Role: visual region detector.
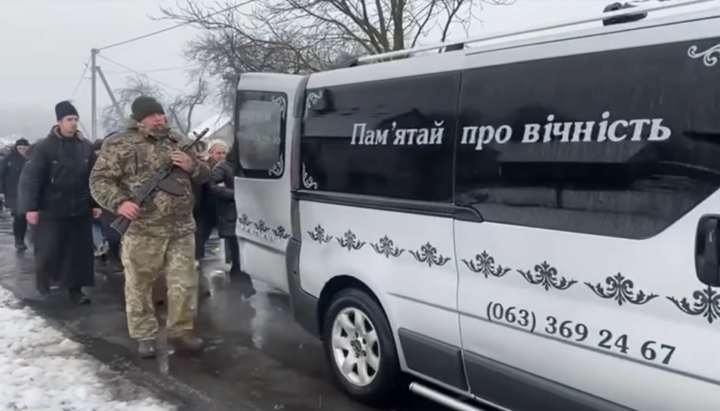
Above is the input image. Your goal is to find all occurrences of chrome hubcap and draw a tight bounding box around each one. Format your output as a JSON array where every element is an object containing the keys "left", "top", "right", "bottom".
[{"left": 330, "top": 307, "right": 380, "bottom": 386}]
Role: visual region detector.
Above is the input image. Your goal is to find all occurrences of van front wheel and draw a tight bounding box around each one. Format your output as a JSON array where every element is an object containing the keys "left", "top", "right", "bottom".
[{"left": 322, "top": 288, "right": 400, "bottom": 405}]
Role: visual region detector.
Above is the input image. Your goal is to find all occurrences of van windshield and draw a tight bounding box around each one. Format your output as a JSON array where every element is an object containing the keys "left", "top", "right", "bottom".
[{"left": 235, "top": 91, "right": 284, "bottom": 171}]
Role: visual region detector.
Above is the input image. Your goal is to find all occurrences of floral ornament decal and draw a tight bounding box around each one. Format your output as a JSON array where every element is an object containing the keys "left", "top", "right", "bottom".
[
  {"left": 337, "top": 230, "right": 366, "bottom": 251},
  {"left": 517, "top": 261, "right": 577, "bottom": 291},
  {"left": 687, "top": 43, "right": 720, "bottom": 67},
  {"left": 370, "top": 236, "right": 404, "bottom": 258},
  {"left": 237, "top": 215, "right": 290, "bottom": 242},
  {"left": 238, "top": 214, "right": 251, "bottom": 228},
  {"left": 409, "top": 242, "right": 451, "bottom": 267},
  {"left": 271, "top": 95, "right": 287, "bottom": 119},
  {"left": 302, "top": 164, "right": 318, "bottom": 190},
  {"left": 272, "top": 226, "right": 291, "bottom": 240},
  {"left": 667, "top": 286, "right": 720, "bottom": 324},
  {"left": 268, "top": 154, "right": 284, "bottom": 177},
  {"left": 585, "top": 273, "right": 658, "bottom": 306},
  {"left": 304, "top": 90, "right": 324, "bottom": 117},
  {"left": 308, "top": 225, "right": 333, "bottom": 244},
  {"left": 253, "top": 220, "right": 270, "bottom": 233},
  {"left": 461, "top": 251, "right": 511, "bottom": 278}
]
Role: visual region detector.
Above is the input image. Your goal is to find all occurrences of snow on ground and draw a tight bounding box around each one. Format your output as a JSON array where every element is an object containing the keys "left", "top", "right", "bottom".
[{"left": 0, "top": 287, "right": 174, "bottom": 411}]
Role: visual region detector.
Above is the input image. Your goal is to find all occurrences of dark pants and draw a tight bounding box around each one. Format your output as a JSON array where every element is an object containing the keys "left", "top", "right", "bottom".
[
  {"left": 100, "top": 211, "right": 122, "bottom": 262},
  {"left": 12, "top": 213, "right": 27, "bottom": 243},
  {"left": 35, "top": 214, "right": 95, "bottom": 292},
  {"left": 194, "top": 216, "right": 214, "bottom": 260},
  {"left": 108, "top": 240, "right": 121, "bottom": 261},
  {"left": 224, "top": 236, "right": 240, "bottom": 272}
]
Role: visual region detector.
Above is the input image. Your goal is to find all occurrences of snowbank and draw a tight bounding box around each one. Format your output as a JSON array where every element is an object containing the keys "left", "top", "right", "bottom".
[{"left": 0, "top": 287, "right": 175, "bottom": 411}]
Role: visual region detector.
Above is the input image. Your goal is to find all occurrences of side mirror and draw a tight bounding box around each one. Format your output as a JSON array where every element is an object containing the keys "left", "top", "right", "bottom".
[{"left": 695, "top": 215, "right": 720, "bottom": 286}]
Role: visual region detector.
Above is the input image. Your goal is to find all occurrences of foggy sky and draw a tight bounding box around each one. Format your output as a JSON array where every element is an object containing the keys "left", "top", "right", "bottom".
[
  {"left": 0, "top": 0, "right": 695, "bottom": 140},
  {"left": 0, "top": 0, "right": 199, "bottom": 139}
]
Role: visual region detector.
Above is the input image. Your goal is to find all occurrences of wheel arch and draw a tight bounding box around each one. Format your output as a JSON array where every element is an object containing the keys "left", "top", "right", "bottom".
[{"left": 317, "top": 274, "right": 390, "bottom": 339}]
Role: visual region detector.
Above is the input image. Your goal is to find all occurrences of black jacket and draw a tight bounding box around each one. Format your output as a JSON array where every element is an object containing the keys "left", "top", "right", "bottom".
[
  {"left": 193, "top": 158, "right": 217, "bottom": 228},
  {"left": 210, "top": 161, "right": 237, "bottom": 238},
  {"left": 19, "top": 127, "right": 97, "bottom": 217},
  {"left": 26, "top": 141, "right": 39, "bottom": 158},
  {"left": 0, "top": 147, "right": 28, "bottom": 213}
]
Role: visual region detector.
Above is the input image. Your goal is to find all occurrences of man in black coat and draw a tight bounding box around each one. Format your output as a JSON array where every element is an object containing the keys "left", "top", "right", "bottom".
[
  {"left": 0, "top": 138, "right": 30, "bottom": 250},
  {"left": 18, "top": 101, "right": 101, "bottom": 304}
]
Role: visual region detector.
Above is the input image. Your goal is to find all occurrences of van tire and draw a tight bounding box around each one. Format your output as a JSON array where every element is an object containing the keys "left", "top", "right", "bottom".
[{"left": 321, "top": 288, "right": 400, "bottom": 405}]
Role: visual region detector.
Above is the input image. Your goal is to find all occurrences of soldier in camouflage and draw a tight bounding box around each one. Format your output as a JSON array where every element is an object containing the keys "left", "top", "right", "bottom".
[{"left": 89, "top": 96, "right": 210, "bottom": 358}]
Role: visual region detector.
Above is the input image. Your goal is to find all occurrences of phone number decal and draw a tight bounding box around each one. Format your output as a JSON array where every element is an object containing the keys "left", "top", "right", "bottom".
[{"left": 486, "top": 301, "right": 676, "bottom": 366}]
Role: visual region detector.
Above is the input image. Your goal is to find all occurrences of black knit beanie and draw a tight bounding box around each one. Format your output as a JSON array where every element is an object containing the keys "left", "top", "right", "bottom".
[
  {"left": 131, "top": 96, "right": 165, "bottom": 121},
  {"left": 55, "top": 101, "right": 79, "bottom": 121},
  {"left": 15, "top": 138, "right": 29, "bottom": 147}
]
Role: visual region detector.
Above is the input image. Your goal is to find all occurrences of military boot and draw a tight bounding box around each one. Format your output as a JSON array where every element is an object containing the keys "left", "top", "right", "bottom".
[
  {"left": 168, "top": 332, "right": 203, "bottom": 353},
  {"left": 137, "top": 340, "right": 157, "bottom": 359},
  {"left": 14, "top": 238, "right": 27, "bottom": 252},
  {"left": 69, "top": 289, "right": 91, "bottom": 305}
]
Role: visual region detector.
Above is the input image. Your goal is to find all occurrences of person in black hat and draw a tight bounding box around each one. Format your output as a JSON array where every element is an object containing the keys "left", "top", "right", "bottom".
[
  {"left": 0, "top": 138, "right": 30, "bottom": 250},
  {"left": 18, "top": 100, "right": 101, "bottom": 304}
]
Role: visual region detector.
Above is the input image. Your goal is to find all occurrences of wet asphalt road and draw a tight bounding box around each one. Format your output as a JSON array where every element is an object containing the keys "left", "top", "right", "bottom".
[{"left": 0, "top": 215, "right": 452, "bottom": 411}]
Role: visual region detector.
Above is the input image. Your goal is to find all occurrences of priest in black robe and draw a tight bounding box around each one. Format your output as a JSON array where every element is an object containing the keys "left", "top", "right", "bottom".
[{"left": 18, "top": 101, "right": 101, "bottom": 304}]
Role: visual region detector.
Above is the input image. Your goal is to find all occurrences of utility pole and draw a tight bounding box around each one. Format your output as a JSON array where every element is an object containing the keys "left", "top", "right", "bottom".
[
  {"left": 90, "top": 48, "right": 98, "bottom": 141},
  {"left": 95, "top": 66, "right": 123, "bottom": 120}
]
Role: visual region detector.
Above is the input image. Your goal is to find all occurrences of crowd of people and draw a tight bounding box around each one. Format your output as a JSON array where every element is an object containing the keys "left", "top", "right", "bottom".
[{"left": 0, "top": 97, "right": 242, "bottom": 358}]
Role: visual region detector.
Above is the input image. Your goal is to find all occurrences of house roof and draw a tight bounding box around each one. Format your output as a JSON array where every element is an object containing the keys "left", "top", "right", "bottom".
[{"left": 189, "top": 113, "right": 232, "bottom": 139}]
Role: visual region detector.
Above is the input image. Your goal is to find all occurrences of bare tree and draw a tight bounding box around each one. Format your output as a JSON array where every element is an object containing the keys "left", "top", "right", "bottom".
[
  {"left": 156, "top": 0, "right": 513, "bottom": 110},
  {"left": 100, "top": 74, "right": 209, "bottom": 136}
]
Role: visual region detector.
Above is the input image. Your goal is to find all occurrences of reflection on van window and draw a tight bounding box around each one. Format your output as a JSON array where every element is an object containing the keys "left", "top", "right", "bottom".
[
  {"left": 236, "top": 98, "right": 283, "bottom": 171},
  {"left": 300, "top": 73, "right": 458, "bottom": 201},
  {"left": 455, "top": 38, "right": 720, "bottom": 239}
]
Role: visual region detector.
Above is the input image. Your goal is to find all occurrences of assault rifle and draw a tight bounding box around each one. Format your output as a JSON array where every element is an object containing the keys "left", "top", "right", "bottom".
[{"left": 110, "top": 128, "right": 210, "bottom": 235}]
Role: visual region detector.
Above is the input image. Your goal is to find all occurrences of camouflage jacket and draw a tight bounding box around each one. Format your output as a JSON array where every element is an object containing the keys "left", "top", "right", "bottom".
[{"left": 89, "top": 122, "right": 210, "bottom": 237}]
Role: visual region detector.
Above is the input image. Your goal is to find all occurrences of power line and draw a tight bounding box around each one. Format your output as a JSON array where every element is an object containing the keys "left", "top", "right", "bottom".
[
  {"left": 97, "top": 0, "right": 254, "bottom": 51},
  {"left": 71, "top": 57, "right": 91, "bottom": 98},
  {"left": 93, "top": 0, "right": 614, "bottom": 51},
  {"left": 96, "top": 55, "right": 185, "bottom": 94},
  {"left": 103, "top": 64, "right": 200, "bottom": 74},
  {"left": 98, "top": 23, "right": 188, "bottom": 51}
]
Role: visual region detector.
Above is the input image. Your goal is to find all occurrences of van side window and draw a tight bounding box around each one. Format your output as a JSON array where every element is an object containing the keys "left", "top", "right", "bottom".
[
  {"left": 455, "top": 38, "right": 720, "bottom": 239},
  {"left": 300, "top": 72, "right": 460, "bottom": 202},
  {"left": 234, "top": 90, "right": 287, "bottom": 179}
]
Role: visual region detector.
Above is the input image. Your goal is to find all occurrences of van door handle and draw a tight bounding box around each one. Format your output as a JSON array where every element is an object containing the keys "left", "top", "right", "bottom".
[{"left": 695, "top": 215, "right": 720, "bottom": 287}]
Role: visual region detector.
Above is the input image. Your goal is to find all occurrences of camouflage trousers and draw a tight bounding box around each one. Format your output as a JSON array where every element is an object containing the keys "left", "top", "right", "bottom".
[{"left": 121, "top": 233, "right": 198, "bottom": 340}]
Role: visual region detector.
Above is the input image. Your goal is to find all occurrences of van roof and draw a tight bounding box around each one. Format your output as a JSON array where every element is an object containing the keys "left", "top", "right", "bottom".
[
  {"left": 239, "top": 0, "right": 720, "bottom": 89},
  {"left": 465, "top": 0, "right": 720, "bottom": 56},
  {"left": 303, "top": 0, "right": 720, "bottom": 88}
]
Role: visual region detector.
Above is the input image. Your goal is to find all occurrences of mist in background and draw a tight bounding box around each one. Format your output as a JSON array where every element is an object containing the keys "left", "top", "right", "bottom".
[
  {"left": 0, "top": 0, "right": 201, "bottom": 141},
  {"left": 1, "top": 0, "right": 700, "bottom": 141},
  {"left": 0, "top": 108, "right": 55, "bottom": 141}
]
